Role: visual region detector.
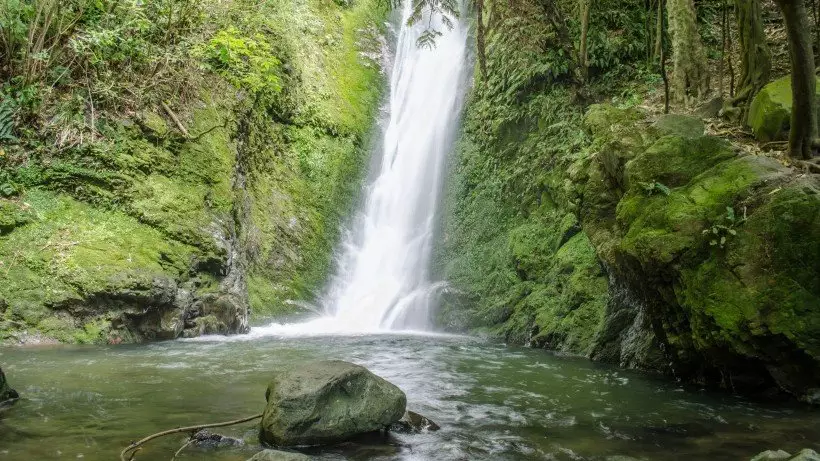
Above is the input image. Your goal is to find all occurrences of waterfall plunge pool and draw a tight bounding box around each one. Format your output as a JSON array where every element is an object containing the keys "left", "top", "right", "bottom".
[{"left": 1, "top": 334, "right": 818, "bottom": 460}]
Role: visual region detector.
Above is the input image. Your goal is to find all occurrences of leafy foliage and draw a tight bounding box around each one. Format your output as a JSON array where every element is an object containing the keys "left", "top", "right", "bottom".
[
  {"left": 639, "top": 180, "right": 671, "bottom": 196},
  {"left": 703, "top": 206, "right": 745, "bottom": 248},
  {"left": 196, "top": 26, "right": 283, "bottom": 96},
  {"left": 407, "top": 0, "right": 458, "bottom": 48},
  {"left": 0, "top": 100, "right": 17, "bottom": 143}
]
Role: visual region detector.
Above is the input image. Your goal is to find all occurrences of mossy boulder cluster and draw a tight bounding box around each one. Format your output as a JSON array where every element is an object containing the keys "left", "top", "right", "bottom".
[
  {"left": 259, "top": 360, "right": 406, "bottom": 447},
  {"left": 581, "top": 105, "right": 820, "bottom": 400},
  {"left": 438, "top": 79, "right": 820, "bottom": 399},
  {"left": 0, "top": 0, "right": 386, "bottom": 344},
  {"left": 748, "top": 75, "right": 820, "bottom": 142}
]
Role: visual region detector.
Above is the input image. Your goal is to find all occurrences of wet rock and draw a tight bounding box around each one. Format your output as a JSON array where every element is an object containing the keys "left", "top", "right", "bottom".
[
  {"left": 752, "top": 450, "right": 793, "bottom": 461},
  {"left": 0, "top": 367, "right": 18, "bottom": 403},
  {"left": 247, "top": 449, "right": 311, "bottom": 461},
  {"left": 388, "top": 410, "right": 440, "bottom": 433},
  {"left": 191, "top": 429, "right": 245, "bottom": 449},
  {"left": 578, "top": 104, "right": 820, "bottom": 401},
  {"left": 259, "top": 360, "right": 406, "bottom": 447},
  {"left": 790, "top": 449, "right": 820, "bottom": 461}
]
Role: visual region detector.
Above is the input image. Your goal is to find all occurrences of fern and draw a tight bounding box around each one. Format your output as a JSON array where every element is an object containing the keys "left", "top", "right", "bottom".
[
  {"left": 0, "top": 102, "right": 17, "bottom": 143},
  {"left": 407, "top": 0, "right": 459, "bottom": 48},
  {"left": 640, "top": 180, "right": 671, "bottom": 196}
]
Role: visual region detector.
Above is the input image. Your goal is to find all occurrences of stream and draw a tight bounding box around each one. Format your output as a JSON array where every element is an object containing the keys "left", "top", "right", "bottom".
[{"left": 2, "top": 333, "right": 819, "bottom": 460}]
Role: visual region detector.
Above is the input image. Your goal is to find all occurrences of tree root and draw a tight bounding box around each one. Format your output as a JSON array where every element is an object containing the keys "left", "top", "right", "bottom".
[
  {"left": 170, "top": 438, "right": 196, "bottom": 461},
  {"left": 120, "top": 413, "right": 263, "bottom": 461},
  {"left": 795, "top": 159, "right": 820, "bottom": 174}
]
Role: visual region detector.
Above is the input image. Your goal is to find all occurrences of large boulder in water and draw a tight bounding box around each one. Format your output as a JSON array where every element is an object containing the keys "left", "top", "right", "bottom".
[
  {"left": 0, "top": 367, "right": 18, "bottom": 403},
  {"left": 259, "top": 360, "right": 406, "bottom": 447}
]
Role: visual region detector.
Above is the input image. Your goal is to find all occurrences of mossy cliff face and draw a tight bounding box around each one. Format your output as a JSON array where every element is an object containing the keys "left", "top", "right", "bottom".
[
  {"left": 437, "top": 0, "right": 820, "bottom": 401},
  {"left": 583, "top": 106, "right": 820, "bottom": 401},
  {"left": 0, "top": 0, "right": 386, "bottom": 344}
]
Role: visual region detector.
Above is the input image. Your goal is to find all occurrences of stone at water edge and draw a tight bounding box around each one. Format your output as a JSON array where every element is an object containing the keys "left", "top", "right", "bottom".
[
  {"left": 247, "top": 449, "right": 311, "bottom": 461},
  {"left": 0, "top": 367, "right": 18, "bottom": 403},
  {"left": 191, "top": 429, "right": 245, "bottom": 449},
  {"left": 389, "top": 410, "right": 441, "bottom": 434},
  {"left": 259, "top": 360, "right": 406, "bottom": 447}
]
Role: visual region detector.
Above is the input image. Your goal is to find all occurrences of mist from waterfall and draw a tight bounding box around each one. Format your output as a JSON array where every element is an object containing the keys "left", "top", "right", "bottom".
[{"left": 254, "top": 0, "right": 468, "bottom": 335}]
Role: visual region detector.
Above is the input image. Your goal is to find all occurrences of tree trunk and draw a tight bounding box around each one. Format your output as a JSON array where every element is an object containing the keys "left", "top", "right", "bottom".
[
  {"left": 476, "top": 0, "right": 488, "bottom": 82},
  {"left": 730, "top": 0, "right": 771, "bottom": 122},
  {"left": 775, "top": 0, "right": 817, "bottom": 160},
  {"left": 666, "top": 0, "right": 709, "bottom": 104},
  {"left": 654, "top": 0, "right": 664, "bottom": 59},
  {"left": 579, "top": 0, "right": 590, "bottom": 81}
]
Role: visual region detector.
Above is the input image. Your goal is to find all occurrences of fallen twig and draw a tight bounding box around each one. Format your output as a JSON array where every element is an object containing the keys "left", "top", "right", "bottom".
[
  {"left": 170, "top": 437, "right": 195, "bottom": 461},
  {"left": 120, "top": 413, "right": 262, "bottom": 461},
  {"left": 161, "top": 101, "right": 190, "bottom": 138}
]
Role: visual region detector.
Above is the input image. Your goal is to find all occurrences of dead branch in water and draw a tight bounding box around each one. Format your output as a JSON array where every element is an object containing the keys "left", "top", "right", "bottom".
[{"left": 120, "top": 413, "right": 262, "bottom": 461}]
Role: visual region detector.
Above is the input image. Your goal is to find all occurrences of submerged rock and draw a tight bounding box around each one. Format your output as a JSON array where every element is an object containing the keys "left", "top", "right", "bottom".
[
  {"left": 191, "top": 429, "right": 245, "bottom": 448},
  {"left": 0, "top": 367, "right": 18, "bottom": 403},
  {"left": 388, "top": 410, "right": 440, "bottom": 433},
  {"left": 791, "top": 450, "right": 820, "bottom": 461},
  {"left": 752, "top": 449, "right": 820, "bottom": 461},
  {"left": 259, "top": 360, "right": 406, "bottom": 447},
  {"left": 752, "top": 450, "right": 793, "bottom": 461},
  {"left": 247, "top": 449, "right": 311, "bottom": 461}
]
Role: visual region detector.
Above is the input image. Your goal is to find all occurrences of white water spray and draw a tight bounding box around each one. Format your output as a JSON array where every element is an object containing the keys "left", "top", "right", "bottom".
[{"left": 254, "top": 1, "right": 469, "bottom": 335}]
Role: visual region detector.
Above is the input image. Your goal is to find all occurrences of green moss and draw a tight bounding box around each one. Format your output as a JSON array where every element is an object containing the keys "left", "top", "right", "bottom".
[
  {"left": 626, "top": 135, "right": 735, "bottom": 189},
  {"left": 0, "top": 189, "right": 195, "bottom": 339},
  {"left": 0, "top": 199, "right": 33, "bottom": 234},
  {"left": 679, "top": 179, "right": 820, "bottom": 359},
  {"left": 748, "top": 75, "right": 820, "bottom": 142},
  {"left": 650, "top": 114, "right": 705, "bottom": 139}
]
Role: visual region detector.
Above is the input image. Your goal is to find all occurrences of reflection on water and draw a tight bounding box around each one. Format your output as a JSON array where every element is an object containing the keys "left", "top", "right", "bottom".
[{"left": 1, "top": 335, "right": 818, "bottom": 460}]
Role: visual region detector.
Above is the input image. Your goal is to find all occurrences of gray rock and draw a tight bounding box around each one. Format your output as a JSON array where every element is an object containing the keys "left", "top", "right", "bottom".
[
  {"left": 751, "top": 450, "right": 792, "bottom": 461},
  {"left": 651, "top": 114, "right": 705, "bottom": 139},
  {"left": 191, "top": 429, "right": 244, "bottom": 449},
  {"left": 790, "top": 449, "right": 820, "bottom": 461},
  {"left": 695, "top": 97, "right": 724, "bottom": 118},
  {"left": 259, "top": 360, "right": 406, "bottom": 446},
  {"left": 0, "top": 367, "right": 18, "bottom": 403},
  {"left": 389, "top": 410, "right": 440, "bottom": 433},
  {"left": 247, "top": 449, "right": 311, "bottom": 461}
]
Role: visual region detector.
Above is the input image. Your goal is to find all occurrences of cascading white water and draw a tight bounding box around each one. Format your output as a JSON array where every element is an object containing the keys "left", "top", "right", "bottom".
[{"left": 254, "top": 1, "right": 468, "bottom": 335}]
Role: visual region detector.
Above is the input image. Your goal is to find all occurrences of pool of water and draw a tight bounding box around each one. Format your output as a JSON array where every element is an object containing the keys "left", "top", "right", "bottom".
[{"left": 1, "top": 334, "right": 818, "bottom": 460}]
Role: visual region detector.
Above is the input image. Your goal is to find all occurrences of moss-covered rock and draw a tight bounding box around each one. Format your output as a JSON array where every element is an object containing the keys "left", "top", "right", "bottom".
[
  {"left": 259, "top": 360, "right": 406, "bottom": 447},
  {"left": 582, "top": 105, "right": 820, "bottom": 400},
  {"left": 0, "top": 200, "right": 33, "bottom": 235},
  {"left": 748, "top": 75, "right": 820, "bottom": 142},
  {"left": 650, "top": 114, "right": 705, "bottom": 139}
]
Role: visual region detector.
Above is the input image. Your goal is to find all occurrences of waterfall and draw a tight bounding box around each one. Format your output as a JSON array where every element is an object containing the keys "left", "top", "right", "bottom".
[{"left": 254, "top": 0, "right": 469, "bottom": 335}]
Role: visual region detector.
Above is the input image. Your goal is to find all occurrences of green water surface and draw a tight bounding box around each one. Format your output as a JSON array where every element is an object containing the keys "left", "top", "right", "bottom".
[{"left": 1, "top": 334, "right": 818, "bottom": 460}]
